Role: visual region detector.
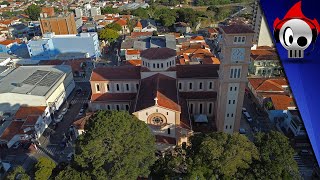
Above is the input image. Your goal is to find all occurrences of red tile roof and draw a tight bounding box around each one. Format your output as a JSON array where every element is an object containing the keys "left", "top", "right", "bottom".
[
  {"left": 135, "top": 21, "right": 142, "bottom": 28},
  {"left": 91, "top": 93, "right": 137, "bottom": 102},
  {"left": 267, "top": 94, "right": 296, "bottom": 110},
  {"left": 140, "top": 48, "right": 176, "bottom": 60},
  {"left": 248, "top": 78, "right": 288, "bottom": 92},
  {"left": 0, "top": 121, "right": 25, "bottom": 141},
  {"left": 191, "top": 36, "right": 204, "bottom": 41},
  {"left": 130, "top": 32, "right": 153, "bottom": 38},
  {"left": 179, "top": 98, "right": 192, "bottom": 130},
  {"left": 23, "top": 115, "right": 39, "bottom": 127},
  {"left": 155, "top": 135, "right": 176, "bottom": 145},
  {"left": 126, "top": 49, "right": 140, "bottom": 55},
  {"left": 0, "top": 39, "right": 21, "bottom": 46},
  {"left": 220, "top": 25, "right": 254, "bottom": 34},
  {"left": 91, "top": 66, "right": 141, "bottom": 81},
  {"left": 115, "top": 18, "right": 127, "bottom": 26},
  {"left": 73, "top": 113, "right": 93, "bottom": 130},
  {"left": 176, "top": 64, "right": 219, "bottom": 78},
  {"left": 125, "top": 60, "right": 142, "bottom": 66},
  {"left": 14, "top": 106, "right": 46, "bottom": 119},
  {"left": 135, "top": 73, "right": 180, "bottom": 112}
]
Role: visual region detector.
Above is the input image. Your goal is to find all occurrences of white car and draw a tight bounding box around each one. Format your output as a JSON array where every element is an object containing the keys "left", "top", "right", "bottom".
[
  {"left": 243, "top": 111, "right": 253, "bottom": 122},
  {"left": 67, "top": 153, "right": 74, "bottom": 161},
  {"left": 55, "top": 114, "right": 64, "bottom": 123},
  {"left": 61, "top": 108, "right": 68, "bottom": 115},
  {"left": 239, "top": 128, "right": 246, "bottom": 134},
  {"left": 78, "top": 108, "right": 85, "bottom": 116},
  {"left": 12, "top": 142, "right": 21, "bottom": 149}
]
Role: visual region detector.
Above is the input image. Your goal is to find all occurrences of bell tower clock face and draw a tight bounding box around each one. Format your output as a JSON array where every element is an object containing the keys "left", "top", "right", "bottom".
[{"left": 231, "top": 48, "right": 245, "bottom": 61}]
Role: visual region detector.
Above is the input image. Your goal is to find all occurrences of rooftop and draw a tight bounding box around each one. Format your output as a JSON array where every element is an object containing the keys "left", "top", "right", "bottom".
[
  {"left": 14, "top": 106, "right": 46, "bottom": 119},
  {"left": 91, "top": 66, "right": 141, "bottom": 81},
  {"left": 140, "top": 48, "right": 176, "bottom": 60},
  {"left": 0, "top": 65, "right": 71, "bottom": 96},
  {"left": 248, "top": 77, "right": 288, "bottom": 92},
  {"left": 220, "top": 25, "right": 254, "bottom": 34}
]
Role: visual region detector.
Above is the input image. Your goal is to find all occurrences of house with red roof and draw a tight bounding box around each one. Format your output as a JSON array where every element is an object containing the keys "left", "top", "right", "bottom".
[
  {"left": 115, "top": 18, "right": 129, "bottom": 35},
  {"left": 0, "top": 106, "right": 51, "bottom": 148}
]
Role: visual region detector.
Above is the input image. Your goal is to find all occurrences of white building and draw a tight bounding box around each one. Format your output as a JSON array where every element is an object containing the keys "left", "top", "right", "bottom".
[
  {"left": 0, "top": 65, "right": 75, "bottom": 116},
  {"left": 75, "top": 4, "right": 101, "bottom": 18},
  {"left": 252, "top": 0, "right": 274, "bottom": 48}
]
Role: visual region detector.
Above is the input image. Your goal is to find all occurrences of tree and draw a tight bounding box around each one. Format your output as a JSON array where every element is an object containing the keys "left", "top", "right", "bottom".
[
  {"left": 25, "top": 4, "right": 41, "bottom": 21},
  {"left": 248, "top": 131, "right": 299, "bottom": 179},
  {"left": 105, "top": 23, "right": 122, "bottom": 32},
  {"left": 60, "top": 111, "right": 156, "bottom": 179},
  {"left": 132, "top": 8, "right": 149, "bottom": 19},
  {"left": 34, "top": 157, "right": 56, "bottom": 180},
  {"left": 187, "top": 132, "right": 259, "bottom": 179},
  {"left": 101, "top": 7, "right": 120, "bottom": 14},
  {"left": 98, "top": 28, "right": 119, "bottom": 43},
  {"left": 55, "top": 166, "right": 89, "bottom": 180},
  {"left": 265, "top": 101, "right": 273, "bottom": 110},
  {"left": 151, "top": 147, "right": 187, "bottom": 179},
  {"left": 0, "top": 1, "right": 10, "bottom": 6},
  {"left": 5, "top": 166, "right": 29, "bottom": 180}
]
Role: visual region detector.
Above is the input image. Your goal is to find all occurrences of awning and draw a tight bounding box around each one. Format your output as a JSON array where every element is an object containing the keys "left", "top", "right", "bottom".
[{"left": 194, "top": 114, "right": 208, "bottom": 123}]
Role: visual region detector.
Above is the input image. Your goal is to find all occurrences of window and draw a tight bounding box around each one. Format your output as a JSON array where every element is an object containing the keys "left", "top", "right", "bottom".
[
  {"left": 231, "top": 113, "right": 234, "bottom": 117},
  {"left": 107, "top": 105, "right": 111, "bottom": 110},
  {"left": 233, "top": 100, "right": 235, "bottom": 104},
  {"left": 136, "top": 84, "right": 139, "bottom": 91},
  {"left": 241, "top": 37, "right": 245, "bottom": 42},
  {"left": 126, "top": 84, "right": 129, "bottom": 91},
  {"left": 153, "top": 64, "right": 155, "bottom": 68},
  {"left": 199, "top": 82, "right": 203, "bottom": 90},
  {"left": 227, "top": 113, "right": 229, "bottom": 117},
  {"left": 190, "top": 104, "right": 193, "bottom": 114},
  {"left": 116, "top": 105, "right": 120, "bottom": 111},
  {"left": 161, "top": 63, "right": 163, "bottom": 68},
  {"left": 208, "top": 103, "right": 212, "bottom": 114},
  {"left": 230, "top": 125, "right": 232, "bottom": 129},
  {"left": 156, "top": 109, "right": 158, "bottom": 112},
  {"left": 143, "top": 61, "right": 145, "bottom": 66},
  {"left": 209, "top": 82, "right": 213, "bottom": 89},
  {"left": 170, "top": 61, "right": 172, "bottom": 66},
  {"left": 167, "top": 112, "right": 169, "bottom": 115},
  {"left": 152, "top": 116, "right": 164, "bottom": 125},
  {"left": 237, "top": 68, "right": 241, "bottom": 78},
  {"left": 179, "top": 82, "right": 182, "bottom": 90},
  {"left": 230, "top": 87, "right": 232, "bottom": 91},
  {"left": 199, "top": 104, "right": 203, "bottom": 114},
  {"left": 167, "top": 62, "right": 169, "bottom": 67},
  {"left": 157, "top": 63, "right": 160, "bottom": 68},
  {"left": 189, "top": 82, "right": 193, "bottom": 90},
  {"left": 146, "top": 112, "right": 148, "bottom": 116},
  {"left": 106, "top": 84, "right": 110, "bottom": 91},
  {"left": 95, "top": 84, "right": 100, "bottom": 92},
  {"left": 226, "top": 125, "right": 228, "bottom": 129},
  {"left": 234, "top": 87, "right": 237, "bottom": 91},
  {"left": 234, "top": 69, "right": 238, "bottom": 78},
  {"left": 168, "top": 128, "right": 171, "bottom": 134},
  {"left": 233, "top": 36, "right": 246, "bottom": 44},
  {"left": 125, "top": 105, "right": 129, "bottom": 111},
  {"left": 116, "top": 84, "right": 120, "bottom": 91},
  {"left": 228, "top": 100, "right": 231, "bottom": 104},
  {"left": 230, "top": 69, "right": 233, "bottom": 78}
]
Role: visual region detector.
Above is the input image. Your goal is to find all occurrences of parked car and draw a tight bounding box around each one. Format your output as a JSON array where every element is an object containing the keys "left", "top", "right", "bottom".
[
  {"left": 67, "top": 153, "right": 74, "bottom": 161},
  {"left": 239, "top": 128, "right": 246, "bottom": 134},
  {"left": 243, "top": 112, "right": 253, "bottom": 122},
  {"left": 242, "top": 108, "right": 247, "bottom": 113},
  {"left": 61, "top": 108, "right": 68, "bottom": 115},
  {"left": 12, "top": 142, "right": 21, "bottom": 149},
  {"left": 55, "top": 114, "right": 64, "bottom": 123},
  {"left": 78, "top": 108, "right": 85, "bottom": 116},
  {"left": 299, "top": 149, "right": 313, "bottom": 156}
]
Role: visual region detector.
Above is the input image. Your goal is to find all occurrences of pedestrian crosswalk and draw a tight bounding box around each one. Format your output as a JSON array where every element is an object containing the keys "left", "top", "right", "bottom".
[
  {"left": 70, "top": 99, "right": 90, "bottom": 105},
  {"left": 294, "top": 155, "right": 314, "bottom": 176}
]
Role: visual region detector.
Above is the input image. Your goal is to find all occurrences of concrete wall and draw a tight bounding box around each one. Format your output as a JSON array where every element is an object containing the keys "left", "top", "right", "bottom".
[{"left": 91, "top": 80, "right": 140, "bottom": 94}]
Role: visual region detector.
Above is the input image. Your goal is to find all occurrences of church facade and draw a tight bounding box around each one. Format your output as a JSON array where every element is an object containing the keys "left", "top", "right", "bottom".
[{"left": 89, "top": 25, "right": 254, "bottom": 150}]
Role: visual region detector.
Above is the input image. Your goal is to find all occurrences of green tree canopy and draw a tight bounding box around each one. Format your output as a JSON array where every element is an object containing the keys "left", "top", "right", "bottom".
[
  {"left": 25, "top": 4, "right": 41, "bottom": 21},
  {"left": 34, "top": 157, "right": 56, "bottom": 180},
  {"left": 5, "top": 166, "right": 29, "bottom": 180},
  {"left": 131, "top": 8, "right": 149, "bottom": 19},
  {"left": 248, "top": 131, "right": 299, "bottom": 179},
  {"left": 0, "top": 1, "right": 10, "bottom": 6},
  {"left": 101, "top": 7, "right": 120, "bottom": 14},
  {"left": 58, "top": 111, "right": 156, "bottom": 179},
  {"left": 98, "top": 28, "right": 119, "bottom": 43},
  {"left": 105, "top": 23, "right": 122, "bottom": 32},
  {"left": 187, "top": 132, "right": 259, "bottom": 179},
  {"left": 55, "top": 166, "right": 89, "bottom": 180}
]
